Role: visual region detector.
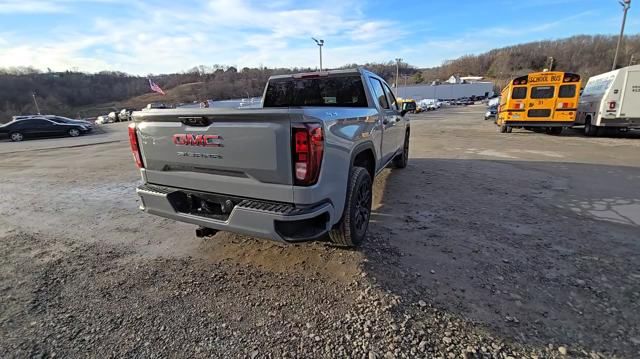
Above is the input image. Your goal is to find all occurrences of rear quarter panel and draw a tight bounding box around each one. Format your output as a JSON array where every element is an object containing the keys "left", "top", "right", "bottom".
[{"left": 292, "top": 107, "right": 381, "bottom": 224}]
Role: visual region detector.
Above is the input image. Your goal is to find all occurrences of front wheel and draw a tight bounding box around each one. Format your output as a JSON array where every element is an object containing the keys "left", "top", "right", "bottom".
[
  {"left": 393, "top": 131, "right": 409, "bottom": 169},
  {"left": 10, "top": 132, "right": 24, "bottom": 142},
  {"left": 329, "top": 167, "right": 373, "bottom": 247},
  {"left": 68, "top": 128, "right": 81, "bottom": 137}
]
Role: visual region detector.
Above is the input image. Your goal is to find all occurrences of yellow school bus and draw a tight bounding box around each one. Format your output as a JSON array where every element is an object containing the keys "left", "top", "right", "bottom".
[{"left": 496, "top": 71, "right": 581, "bottom": 134}]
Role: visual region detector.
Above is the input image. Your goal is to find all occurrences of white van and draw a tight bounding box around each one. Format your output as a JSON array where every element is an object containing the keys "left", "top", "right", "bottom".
[{"left": 576, "top": 64, "right": 640, "bottom": 136}]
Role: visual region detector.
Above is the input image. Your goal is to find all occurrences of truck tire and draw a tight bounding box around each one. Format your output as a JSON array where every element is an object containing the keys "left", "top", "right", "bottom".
[
  {"left": 584, "top": 117, "right": 598, "bottom": 137},
  {"left": 393, "top": 131, "right": 409, "bottom": 168},
  {"left": 545, "top": 127, "right": 563, "bottom": 135},
  {"left": 499, "top": 124, "right": 510, "bottom": 133},
  {"left": 329, "top": 167, "right": 372, "bottom": 247}
]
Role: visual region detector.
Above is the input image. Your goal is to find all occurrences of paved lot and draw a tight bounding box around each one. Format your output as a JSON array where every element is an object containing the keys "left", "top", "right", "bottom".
[{"left": 1, "top": 106, "right": 639, "bottom": 358}]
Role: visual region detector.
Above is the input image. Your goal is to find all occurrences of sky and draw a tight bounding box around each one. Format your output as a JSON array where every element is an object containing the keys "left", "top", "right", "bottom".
[{"left": 0, "top": 0, "right": 638, "bottom": 75}]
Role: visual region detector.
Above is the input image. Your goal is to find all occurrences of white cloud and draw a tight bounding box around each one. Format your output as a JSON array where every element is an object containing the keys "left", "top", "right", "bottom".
[
  {"left": 0, "top": 0, "right": 406, "bottom": 74},
  {"left": 0, "top": 0, "right": 67, "bottom": 13}
]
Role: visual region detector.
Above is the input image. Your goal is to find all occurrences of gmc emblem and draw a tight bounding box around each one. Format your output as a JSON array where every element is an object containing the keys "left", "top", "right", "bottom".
[{"left": 173, "top": 134, "right": 223, "bottom": 147}]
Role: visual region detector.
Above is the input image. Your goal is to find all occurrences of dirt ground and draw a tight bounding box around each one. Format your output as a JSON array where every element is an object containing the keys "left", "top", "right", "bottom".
[{"left": 1, "top": 106, "right": 639, "bottom": 358}]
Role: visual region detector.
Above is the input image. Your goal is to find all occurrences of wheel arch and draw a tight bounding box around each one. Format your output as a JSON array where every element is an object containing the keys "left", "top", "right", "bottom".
[{"left": 350, "top": 142, "right": 376, "bottom": 180}]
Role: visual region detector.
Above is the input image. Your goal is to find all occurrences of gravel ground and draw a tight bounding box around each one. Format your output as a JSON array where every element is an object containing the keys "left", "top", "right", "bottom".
[{"left": 1, "top": 106, "right": 639, "bottom": 358}]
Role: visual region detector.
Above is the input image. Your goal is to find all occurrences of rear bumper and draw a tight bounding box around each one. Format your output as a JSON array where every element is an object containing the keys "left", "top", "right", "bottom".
[
  {"left": 599, "top": 117, "right": 640, "bottom": 128},
  {"left": 504, "top": 121, "right": 573, "bottom": 127},
  {"left": 136, "top": 184, "right": 333, "bottom": 242}
]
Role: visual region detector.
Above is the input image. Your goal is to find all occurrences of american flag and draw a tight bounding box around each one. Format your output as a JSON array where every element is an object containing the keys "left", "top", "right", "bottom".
[{"left": 148, "top": 79, "right": 166, "bottom": 95}]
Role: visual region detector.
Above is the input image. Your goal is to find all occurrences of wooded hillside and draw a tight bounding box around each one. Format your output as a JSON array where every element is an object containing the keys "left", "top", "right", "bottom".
[{"left": 420, "top": 35, "right": 640, "bottom": 89}]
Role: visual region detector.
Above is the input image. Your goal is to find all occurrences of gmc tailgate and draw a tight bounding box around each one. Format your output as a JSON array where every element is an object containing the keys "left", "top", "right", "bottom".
[{"left": 132, "top": 108, "right": 296, "bottom": 202}]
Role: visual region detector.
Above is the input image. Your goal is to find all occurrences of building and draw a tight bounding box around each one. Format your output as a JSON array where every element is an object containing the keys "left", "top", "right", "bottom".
[
  {"left": 460, "top": 76, "right": 484, "bottom": 82},
  {"left": 446, "top": 75, "right": 484, "bottom": 84},
  {"left": 446, "top": 75, "right": 462, "bottom": 84},
  {"left": 397, "top": 82, "right": 495, "bottom": 101}
]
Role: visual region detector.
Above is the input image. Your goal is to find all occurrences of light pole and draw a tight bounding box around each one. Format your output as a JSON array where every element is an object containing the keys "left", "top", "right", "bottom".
[
  {"left": 32, "top": 92, "right": 41, "bottom": 115},
  {"left": 613, "top": 0, "right": 632, "bottom": 71},
  {"left": 401, "top": 74, "right": 409, "bottom": 98},
  {"left": 395, "top": 58, "right": 402, "bottom": 96},
  {"left": 312, "top": 38, "right": 324, "bottom": 71}
]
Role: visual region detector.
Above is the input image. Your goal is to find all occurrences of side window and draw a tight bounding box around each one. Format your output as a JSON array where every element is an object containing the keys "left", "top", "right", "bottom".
[
  {"left": 30, "top": 119, "right": 49, "bottom": 126},
  {"left": 369, "top": 78, "right": 389, "bottom": 109},
  {"left": 382, "top": 84, "right": 398, "bottom": 111}
]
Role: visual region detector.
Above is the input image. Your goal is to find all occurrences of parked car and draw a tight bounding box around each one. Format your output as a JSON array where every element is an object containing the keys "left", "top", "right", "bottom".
[
  {"left": 143, "top": 102, "right": 170, "bottom": 110},
  {"left": 95, "top": 114, "right": 112, "bottom": 125},
  {"left": 484, "top": 106, "right": 497, "bottom": 120},
  {"left": 119, "top": 109, "right": 135, "bottom": 122},
  {"left": 130, "top": 68, "right": 410, "bottom": 247},
  {"left": 0, "top": 117, "right": 90, "bottom": 141}
]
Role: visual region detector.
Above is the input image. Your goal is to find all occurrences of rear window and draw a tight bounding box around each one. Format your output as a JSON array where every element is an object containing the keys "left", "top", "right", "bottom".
[
  {"left": 559, "top": 84, "right": 576, "bottom": 98},
  {"left": 531, "top": 86, "right": 555, "bottom": 99},
  {"left": 264, "top": 75, "right": 368, "bottom": 107},
  {"left": 512, "top": 87, "right": 527, "bottom": 99}
]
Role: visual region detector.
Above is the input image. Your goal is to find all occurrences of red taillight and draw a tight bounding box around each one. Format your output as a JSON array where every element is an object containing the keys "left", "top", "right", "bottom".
[
  {"left": 128, "top": 123, "right": 144, "bottom": 168},
  {"left": 608, "top": 101, "right": 616, "bottom": 110},
  {"left": 292, "top": 123, "right": 323, "bottom": 186}
]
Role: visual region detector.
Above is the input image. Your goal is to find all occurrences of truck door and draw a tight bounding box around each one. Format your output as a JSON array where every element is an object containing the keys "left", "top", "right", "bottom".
[
  {"left": 369, "top": 77, "right": 399, "bottom": 164},
  {"left": 619, "top": 70, "right": 640, "bottom": 118},
  {"left": 381, "top": 83, "right": 404, "bottom": 150}
]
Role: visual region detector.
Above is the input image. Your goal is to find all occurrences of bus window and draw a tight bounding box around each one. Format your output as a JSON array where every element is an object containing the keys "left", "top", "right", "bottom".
[
  {"left": 531, "top": 86, "right": 555, "bottom": 99},
  {"left": 558, "top": 84, "right": 576, "bottom": 98},
  {"left": 512, "top": 87, "right": 527, "bottom": 99}
]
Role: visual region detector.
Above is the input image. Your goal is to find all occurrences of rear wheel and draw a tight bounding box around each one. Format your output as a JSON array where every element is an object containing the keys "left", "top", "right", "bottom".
[
  {"left": 329, "top": 167, "right": 372, "bottom": 247},
  {"left": 9, "top": 132, "right": 24, "bottom": 142},
  {"left": 393, "top": 131, "right": 409, "bottom": 169},
  {"left": 546, "top": 127, "right": 563, "bottom": 135},
  {"left": 499, "top": 124, "right": 511, "bottom": 133},
  {"left": 584, "top": 117, "right": 598, "bottom": 137}
]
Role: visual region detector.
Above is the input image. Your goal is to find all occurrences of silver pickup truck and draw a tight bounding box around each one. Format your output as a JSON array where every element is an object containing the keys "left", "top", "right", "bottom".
[{"left": 129, "top": 68, "right": 410, "bottom": 246}]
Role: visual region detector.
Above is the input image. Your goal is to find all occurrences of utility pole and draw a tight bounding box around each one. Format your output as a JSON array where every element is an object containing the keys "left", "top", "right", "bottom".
[
  {"left": 32, "top": 92, "right": 41, "bottom": 115},
  {"left": 547, "top": 57, "right": 554, "bottom": 71},
  {"left": 395, "top": 58, "right": 402, "bottom": 96},
  {"left": 613, "top": 0, "right": 631, "bottom": 71},
  {"left": 312, "top": 38, "right": 324, "bottom": 71}
]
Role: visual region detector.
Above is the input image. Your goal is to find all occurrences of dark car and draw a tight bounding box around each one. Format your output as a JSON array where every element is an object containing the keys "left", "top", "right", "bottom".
[{"left": 0, "top": 117, "right": 90, "bottom": 142}]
